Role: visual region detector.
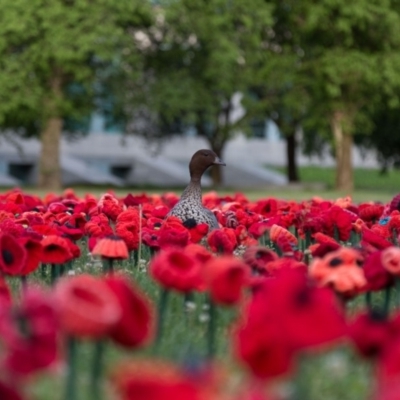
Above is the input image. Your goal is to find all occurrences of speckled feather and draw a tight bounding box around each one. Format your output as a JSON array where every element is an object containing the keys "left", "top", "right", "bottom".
[{"left": 167, "top": 149, "right": 225, "bottom": 230}]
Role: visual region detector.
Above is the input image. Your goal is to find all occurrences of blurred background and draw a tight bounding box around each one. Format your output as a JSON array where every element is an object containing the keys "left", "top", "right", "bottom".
[{"left": 0, "top": 0, "right": 400, "bottom": 196}]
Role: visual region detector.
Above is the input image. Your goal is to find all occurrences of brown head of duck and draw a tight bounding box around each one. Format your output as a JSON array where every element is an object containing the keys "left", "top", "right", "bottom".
[{"left": 189, "top": 149, "right": 226, "bottom": 182}]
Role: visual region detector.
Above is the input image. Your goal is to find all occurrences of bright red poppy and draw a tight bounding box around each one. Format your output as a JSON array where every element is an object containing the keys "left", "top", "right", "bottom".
[
  {"left": 104, "top": 274, "right": 153, "bottom": 348},
  {"left": 203, "top": 256, "right": 249, "bottom": 305},
  {"left": 207, "top": 227, "right": 237, "bottom": 254},
  {"left": 0, "top": 288, "right": 59, "bottom": 376},
  {"left": 54, "top": 274, "right": 122, "bottom": 338},
  {"left": 0, "top": 233, "right": 27, "bottom": 276},
  {"left": 149, "top": 248, "right": 202, "bottom": 293},
  {"left": 18, "top": 237, "right": 43, "bottom": 275},
  {"left": 40, "top": 235, "right": 73, "bottom": 264},
  {"left": 111, "top": 360, "right": 203, "bottom": 400}
]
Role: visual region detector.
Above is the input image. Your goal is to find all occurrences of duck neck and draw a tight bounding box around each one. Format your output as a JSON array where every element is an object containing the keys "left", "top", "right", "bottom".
[{"left": 180, "top": 178, "right": 203, "bottom": 203}]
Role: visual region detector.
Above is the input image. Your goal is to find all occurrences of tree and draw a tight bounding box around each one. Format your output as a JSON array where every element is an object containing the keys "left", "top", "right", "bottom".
[
  {"left": 295, "top": 0, "right": 400, "bottom": 190},
  {"left": 0, "top": 0, "right": 151, "bottom": 189},
  {"left": 109, "top": 0, "right": 273, "bottom": 186}
]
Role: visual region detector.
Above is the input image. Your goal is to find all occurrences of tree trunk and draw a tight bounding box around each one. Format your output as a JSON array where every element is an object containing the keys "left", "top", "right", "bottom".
[
  {"left": 331, "top": 111, "right": 354, "bottom": 191},
  {"left": 286, "top": 130, "right": 299, "bottom": 182},
  {"left": 38, "top": 71, "right": 63, "bottom": 189}
]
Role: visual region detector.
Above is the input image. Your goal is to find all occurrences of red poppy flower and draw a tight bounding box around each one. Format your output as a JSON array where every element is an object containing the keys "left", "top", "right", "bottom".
[
  {"left": 0, "top": 288, "right": 59, "bottom": 376},
  {"left": 58, "top": 223, "right": 84, "bottom": 241},
  {"left": 18, "top": 237, "right": 43, "bottom": 275},
  {"left": 362, "top": 227, "right": 393, "bottom": 252},
  {"left": 0, "top": 233, "right": 27, "bottom": 276},
  {"left": 0, "top": 219, "right": 24, "bottom": 238},
  {"left": 111, "top": 360, "right": 203, "bottom": 400},
  {"left": 54, "top": 274, "right": 122, "bottom": 338},
  {"left": 116, "top": 208, "right": 140, "bottom": 225},
  {"left": 242, "top": 246, "right": 278, "bottom": 276},
  {"left": 85, "top": 214, "right": 114, "bottom": 238},
  {"left": 234, "top": 269, "right": 346, "bottom": 379},
  {"left": 116, "top": 222, "right": 140, "bottom": 252},
  {"left": 363, "top": 251, "right": 393, "bottom": 291},
  {"left": 203, "top": 256, "right": 249, "bottom": 305},
  {"left": 40, "top": 235, "right": 73, "bottom": 264},
  {"left": 149, "top": 248, "right": 202, "bottom": 293},
  {"left": 184, "top": 244, "right": 214, "bottom": 264},
  {"left": 92, "top": 235, "right": 129, "bottom": 260},
  {"left": 269, "top": 224, "right": 298, "bottom": 246},
  {"left": 381, "top": 247, "right": 400, "bottom": 276},
  {"left": 389, "top": 193, "right": 400, "bottom": 213},
  {"left": 309, "top": 247, "right": 367, "bottom": 297},
  {"left": 184, "top": 220, "right": 209, "bottom": 244},
  {"left": 207, "top": 227, "right": 237, "bottom": 254},
  {"left": 104, "top": 274, "right": 153, "bottom": 348},
  {"left": 349, "top": 310, "right": 394, "bottom": 359},
  {"left": 98, "top": 194, "right": 123, "bottom": 221},
  {"left": 0, "top": 380, "right": 24, "bottom": 400},
  {"left": 158, "top": 219, "right": 190, "bottom": 249},
  {"left": 359, "top": 204, "right": 384, "bottom": 223},
  {"left": 141, "top": 227, "right": 160, "bottom": 250},
  {"left": 248, "top": 221, "right": 271, "bottom": 240}
]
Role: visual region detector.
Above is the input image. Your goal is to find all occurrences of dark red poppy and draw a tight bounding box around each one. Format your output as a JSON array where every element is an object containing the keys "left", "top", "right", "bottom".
[
  {"left": 0, "top": 288, "right": 58, "bottom": 376},
  {"left": 183, "top": 220, "right": 209, "bottom": 244},
  {"left": 18, "top": 237, "right": 43, "bottom": 275},
  {"left": 149, "top": 248, "right": 202, "bottom": 293},
  {"left": 248, "top": 221, "right": 271, "bottom": 240},
  {"left": 362, "top": 227, "right": 393, "bottom": 252},
  {"left": 207, "top": 227, "right": 237, "bottom": 254},
  {"left": 111, "top": 360, "right": 203, "bottom": 400},
  {"left": 141, "top": 227, "right": 160, "bottom": 250},
  {"left": 203, "top": 256, "right": 249, "bottom": 305},
  {"left": 104, "top": 274, "right": 153, "bottom": 348},
  {"left": 0, "top": 380, "right": 24, "bottom": 400},
  {"left": 389, "top": 193, "right": 400, "bottom": 213},
  {"left": 92, "top": 235, "right": 129, "bottom": 260},
  {"left": 363, "top": 251, "right": 393, "bottom": 291},
  {"left": 349, "top": 310, "right": 394, "bottom": 359},
  {"left": 116, "top": 208, "right": 140, "bottom": 225},
  {"left": 40, "top": 235, "right": 73, "bottom": 264},
  {"left": 54, "top": 274, "right": 122, "bottom": 338},
  {"left": 359, "top": 204, "right": 384, "bottom": 223},
  {"left": 0, "top": 233, "right": 27, "bottom": 276},
  {"left": 310, "top": 242, "right": 341, "bottom": 258},
  {"left": 58, "top": 223, "right": 84, "bottom": 241},
  {"left": 242, "top": 246, "right": 278, "bottom": 276}
]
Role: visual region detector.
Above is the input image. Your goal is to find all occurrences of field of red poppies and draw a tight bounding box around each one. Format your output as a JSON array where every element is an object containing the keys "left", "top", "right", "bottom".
[{"left": 1, "top": 188, "right": 400, "bottom": 400}]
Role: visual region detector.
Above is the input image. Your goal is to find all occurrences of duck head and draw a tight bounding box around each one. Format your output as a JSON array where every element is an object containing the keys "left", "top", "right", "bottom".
[{"left": 189, "top": 149, "right": 226, "bottom": 181}]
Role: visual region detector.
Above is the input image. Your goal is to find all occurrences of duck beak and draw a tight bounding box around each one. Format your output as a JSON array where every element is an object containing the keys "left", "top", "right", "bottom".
[{"left": 213, "top": 156, "right": 226, "bottom": 166}]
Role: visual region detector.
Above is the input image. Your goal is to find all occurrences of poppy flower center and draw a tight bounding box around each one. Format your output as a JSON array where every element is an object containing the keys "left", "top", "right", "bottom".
[
  {"left": 2, "top": 249, "right": 14, "bottom": 265},
  {"left": 294, "top": 288, "right": 311, "bottom": 306},
  {"left": 328, "top": 257, "right": 343, "bottom": 267},
  {"left": 183, "top": 218, "right": 197, "bottom": 229}
]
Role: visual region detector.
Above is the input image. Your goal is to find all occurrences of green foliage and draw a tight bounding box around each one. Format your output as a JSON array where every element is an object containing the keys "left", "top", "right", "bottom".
[
  {"left": 0, "top": 0, "right": 152, "bottom": 135},
  {"left": 109, "top": 0, "right": 274, "bottom": 151}
]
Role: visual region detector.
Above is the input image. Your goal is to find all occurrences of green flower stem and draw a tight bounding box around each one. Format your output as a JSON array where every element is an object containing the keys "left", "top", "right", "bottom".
[
  {"left": 395, "top": 278, "right": 400, "bottom": 309},
  {"left": 50, "top": 264, "right": 58, "bottom": 285},
  {"left": 207, "top": 296, "right": 217, "bottom": 359},
  {"left": 333, "top": 225, "right": 340, "bottom": 242},
  {"left": 90, "top": 340, "right": 105, "bottom": 400},
  {"left": 383, "top": 286, "right": 392, "bottom": 318},
  {"left": 103, "top": 258, "right": 114, "bottom": 274},
  {"left": 41, "top": 263, "right": 47, "bottom": 279},
  {"left": 365, "top": 291, "right": 372, "bottom": 311},
  {"left": 64, "top": 337, "right": 78, "bottom": 400},
  {"left": 155, "top": 288, "right": 169, "bottom": 349}
]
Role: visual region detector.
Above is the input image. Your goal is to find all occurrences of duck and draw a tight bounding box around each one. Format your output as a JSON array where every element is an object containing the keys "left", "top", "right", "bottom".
[{"left": 168, "top": 149, "right": 226, "bottom": 230}]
